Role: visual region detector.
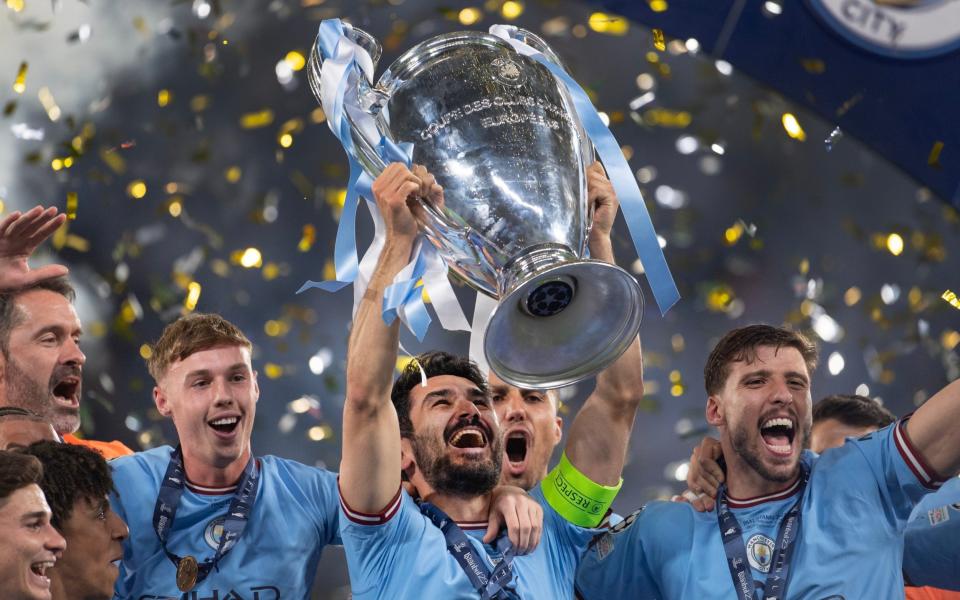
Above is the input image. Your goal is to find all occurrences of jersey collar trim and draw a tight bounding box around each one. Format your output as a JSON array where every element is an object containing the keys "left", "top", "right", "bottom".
[
  {"left": 726, "top": 476, "right": 802, "bottom": 508},
  {"left": 184, "top": 458, "right": 261, "bottom": 495}
]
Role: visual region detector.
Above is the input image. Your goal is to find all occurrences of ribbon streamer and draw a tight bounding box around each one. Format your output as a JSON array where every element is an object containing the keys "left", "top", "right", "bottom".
[
  {"left": 299, "top": 19, "right": 467, "bottom": 342},
  {"left": 490, "top": 25, "right": 680, "bottom": 315}
]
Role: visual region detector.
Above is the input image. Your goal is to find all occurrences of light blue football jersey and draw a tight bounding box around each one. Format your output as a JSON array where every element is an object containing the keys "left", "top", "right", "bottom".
[
  {"left": 576, "top": 420, "right": 945, "bottom": 600},
  {"left": 903, "top": 475, "right": 960, "bottom": 591},
  {"left": 339, "top": 483, "right": 594, "bottom": 599},
  {"left": 110, "top": 445, "right": 340, "bottom": 600}
]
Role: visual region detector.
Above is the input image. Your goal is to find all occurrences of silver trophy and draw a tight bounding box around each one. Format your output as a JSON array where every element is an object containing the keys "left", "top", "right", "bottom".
[{"left": 310, "top": 25, "right": 644, "bottom": 388}]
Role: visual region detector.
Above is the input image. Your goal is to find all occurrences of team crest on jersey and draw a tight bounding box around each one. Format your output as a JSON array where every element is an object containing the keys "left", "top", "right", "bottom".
[
  {"left": 927, "top": 506, "right": 951, "bottom": 526},
  {"left": 808, "top": 0, "right": 960, "bottom": 58},
  {"left": 203, "top": 516, "right": 238, "bottom": 552},
  {"left": 746, "top": 534, "right": 775, "bottom": 573}
]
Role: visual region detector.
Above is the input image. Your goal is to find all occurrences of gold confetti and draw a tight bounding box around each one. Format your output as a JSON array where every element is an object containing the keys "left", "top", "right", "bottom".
[
  {"left": 844, "top": 286, "right": 862, "bottom": 306},
  {"left": 100, "top": 147, "right": 126, "bottom": 174},
  {"left": 457, "top": 7, "right": 481, "bottom": 25},
  {"left": 942, "top": 290, "right": 960, "bottom": 310},
  {"left": 224, "top": 166, "right": 242, "bottom": 183},
  {"left": 13, "top": 61, "right": 27, "bottom": 94},
  {"left": 886, "top": 233, "right": 904, "bottom": 256},
  {"left": 66, "top": 192, "right": 78, "bottom": 220},
  {"left": 671, "top": 334, "right": 685, "bottom": 353},
  {"left": 240, "top": 109, "right": 274, "bottom": 129},
  {"left": 157, "top": 89, "right": 171, "bottom": 107},
  {"left": 706, "top": 284, "right": 734, "bottom": 312},
  {"left": 800, "top": 58, "right": 825, "bottom": 74},
  {"left": 264, "top": 320, "right": 289, "bottom": 337},
  {"left": 6, "top": 0, "right": 25, "bottom": 12},
  {"left": 652, "top": 29, "right": 666, "bottom": 51},
  {"left": 184, "top": 281, "right": 202, "bottom": 311},
  {"left": 284, "top": 50, "right": 306, "bottom": 71},
  {"left": 138, "top": 344, "right": 153, "bottom": 359},
  {"left": 52, "top": 221, "right": 68, "bottom": 250},
  {"left": 648, "top": 0, "right": 668, "bottom": 12},
  {"left": 501, "top": 1, "right": 523, "bottom": 19},
  {"left": 264, "top": 363, "right": 284, "bottom": 379},
  {"left": 781, "top": 113, "right": 806, "bottom": 141},
  {"left": 588, "top": 12, "right": 629, "bottom": 35},
  {"left": 167, "top": 197, "right": 182, "bottom": 217},
  {"left": 724, "top": 222, "right": 744, "bottom": 245},
  {"left": 642, "top": 108, "right": 691, "bottom": 128},
  {"left": 928, "top": 141, "right": 943, "bottom": 169},
  {"left": 298, "top": 224, "right": 316, "bottom": 252},
  {"left": 309, "top": 107, "right": 326, "bottom": 124},
  {"left": 942, "top": 330, "right": 960, "bottom": 351},
  {"left": 190, "top": 95, "right": 211, "bottom": 112},
  {"left": 38, "top": 86, "right": 61, "bottom": 121},
  {"left": 239, "top": 247, "right": 262, "bottom": 268},
  {"left": 64, "top": 234, "right": 89, "bottom": 252},
  {"left": 127, "top": 180, "right": 147, "bottom": 199}
]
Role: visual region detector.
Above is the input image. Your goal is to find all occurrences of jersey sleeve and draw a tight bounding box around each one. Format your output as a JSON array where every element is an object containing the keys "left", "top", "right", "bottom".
[
  {"left": 337, "top": 483, "right": 425, "bottom": 595},
  {"left": 530, "top": 485, "right": 597, "bottom": 579},
  {"left": 822, "top": 418, "right": 948, "bottom": 533},
  {"left": 902, "top": 478, "right": 960, "bottom": 590},
  {"left": 307, "top": 468, "right": 343, "bottom": 546},
  {"left": 575, "top": 501, "right": 685, "bottom": 600}
]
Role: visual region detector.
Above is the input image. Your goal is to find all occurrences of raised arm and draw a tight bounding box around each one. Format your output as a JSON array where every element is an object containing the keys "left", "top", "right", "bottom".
[
  {"left": 340, "top": 163, "right": 442, "bottom": 513},
  {"left": 905, "top": 377, "right": 960, "bottom": 479},
  {"left": 0, "top": 206, "right": 68, "bottom": 289},
  {"left": 563, "top": 162, "right": 644, "bottom": 486}
]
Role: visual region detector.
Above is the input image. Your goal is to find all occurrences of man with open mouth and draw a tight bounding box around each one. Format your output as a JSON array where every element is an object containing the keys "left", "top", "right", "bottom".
[
  {"left": 491, "top": 162, "right": 643, "bottom": 506},
  {"left": 576, "top": 324, "right": 960, "bottom": 599},
  {"left": 0, "top": 206, "right": 131, "bottom": 460},
  {"left": 108, "top": 312, "right": 540, "bottom": 599},
  {"left": 0, "top": 449, "right": 66, "bottom": 600},
  {"left": 337, "top": 162, "right": 643, "bottom": 599},
  {"left": 22, "top": 441, "right": 129, "bottom": 600}
]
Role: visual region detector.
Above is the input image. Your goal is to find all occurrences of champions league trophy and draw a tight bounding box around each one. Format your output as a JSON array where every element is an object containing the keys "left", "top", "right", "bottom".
[{"left": 310, "top": 25, "right": 645, "bottom": 388}]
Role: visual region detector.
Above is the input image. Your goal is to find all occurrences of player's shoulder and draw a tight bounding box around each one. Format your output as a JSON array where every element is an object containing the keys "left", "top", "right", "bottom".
[
  {"left": 811, "top": 421, "right": 898, "bottom": 474},
  {"left": 607, "top": 500, "right": 698, "bottom": 540},
  {"left": 110, "top": 445, "right": 173, "bottom": 477},
  {"left": 257, "top": 454, "right": 338, "bottom": 493}
]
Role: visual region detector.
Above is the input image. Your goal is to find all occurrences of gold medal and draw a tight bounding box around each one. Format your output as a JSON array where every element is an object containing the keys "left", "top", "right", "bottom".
[{"left": 176, "top": 555, "right": 199, "bottom": 592}]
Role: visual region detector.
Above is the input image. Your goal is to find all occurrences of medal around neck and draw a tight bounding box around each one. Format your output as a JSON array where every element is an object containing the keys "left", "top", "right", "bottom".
[
  {"left": 176, "top": 555, "right": 199, "bottom": 592},
  {"left": 310, "top": 22, "right": 645, "bottom": 389}
]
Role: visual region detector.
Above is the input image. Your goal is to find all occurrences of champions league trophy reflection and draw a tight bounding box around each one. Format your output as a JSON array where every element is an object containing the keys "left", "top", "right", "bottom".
[{"left": 310, "top": 23, "right": 645, "bottom": 388}]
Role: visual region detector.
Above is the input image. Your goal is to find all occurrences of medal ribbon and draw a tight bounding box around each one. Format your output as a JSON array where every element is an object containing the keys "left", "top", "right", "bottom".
[
  {"left": 419, "top": 501, "right": 520, "bottom": 600},
  {"left": 715, "top": 462, "right": 810, "bottom": 600},
  {"left": 152, "top": 446, "right": 260, "bottom": 589}
]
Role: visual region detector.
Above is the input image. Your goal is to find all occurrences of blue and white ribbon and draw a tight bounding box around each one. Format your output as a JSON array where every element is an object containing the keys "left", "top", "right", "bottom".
[
  {"left": 299, "top": 19, "right": 471, "bottom": 342},
  {"left": 490, "top": 24, "right": 680, "bottom": 315}
]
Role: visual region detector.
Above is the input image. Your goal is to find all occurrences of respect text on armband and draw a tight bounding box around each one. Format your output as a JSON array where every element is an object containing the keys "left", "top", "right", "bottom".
[{"left": 550, "top": 470, "right": 603, "bottom": 516}]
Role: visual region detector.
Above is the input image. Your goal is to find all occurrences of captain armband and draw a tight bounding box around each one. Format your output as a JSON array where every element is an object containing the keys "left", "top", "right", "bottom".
[{"left": 541, "top": 452, "right": 622, "bottom": 528}]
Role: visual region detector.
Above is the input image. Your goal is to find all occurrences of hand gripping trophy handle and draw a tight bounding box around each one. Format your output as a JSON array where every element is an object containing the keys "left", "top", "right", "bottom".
[{"left": 310, "top": 22, "right": 644, "bottom": 389}]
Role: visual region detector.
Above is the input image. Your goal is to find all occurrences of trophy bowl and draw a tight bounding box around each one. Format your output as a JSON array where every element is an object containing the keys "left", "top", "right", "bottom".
[{"left": 311, "top": 23, "right": 644, "bottom": 389}]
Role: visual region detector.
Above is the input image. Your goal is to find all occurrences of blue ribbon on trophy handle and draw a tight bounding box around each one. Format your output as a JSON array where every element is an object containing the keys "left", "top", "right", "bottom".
[
  {"left": 490, "top": 24, "right": 681, "bottom": 316},
  {"left": 299, "top": 19, "right": 471, "bottom": 341}
]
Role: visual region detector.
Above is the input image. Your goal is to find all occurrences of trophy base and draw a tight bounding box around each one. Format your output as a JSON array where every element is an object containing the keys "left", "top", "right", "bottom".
[{"left": 484, "top": 260, "right": 644, "bottom": 389}]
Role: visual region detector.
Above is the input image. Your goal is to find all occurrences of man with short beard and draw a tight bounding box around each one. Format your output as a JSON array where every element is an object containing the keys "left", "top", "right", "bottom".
[
  {"left": 576, "top": 324, "right": 960, "bottom": 599},
  {"left": 338, "top": 163, "right": 642, "bottom": 599},
  {"left": 0, "top": 206, "right": 130, "bottom": 459}
]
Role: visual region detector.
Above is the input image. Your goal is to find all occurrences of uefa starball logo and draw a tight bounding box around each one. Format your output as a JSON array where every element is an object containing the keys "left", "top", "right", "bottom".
[{"left": 809, "top": 0, "right": 960, "bottom": 58}]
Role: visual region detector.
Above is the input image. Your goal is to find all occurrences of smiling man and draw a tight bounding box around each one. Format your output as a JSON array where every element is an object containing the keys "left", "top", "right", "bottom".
[
  {"left": 338, "top": 162, "right": 642, "bottom": 599},
  {"left": 21, "top": 441, "right": 128, "bottom": 600},
  {"left": 576, "top": 324, "right": 960, "bottom": 599},
  {"left": 107, "top": 313, "right": 343, "bottom": 599},
  {"left": 0, "top": 449, "right": 66, "bottom": 600}
]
